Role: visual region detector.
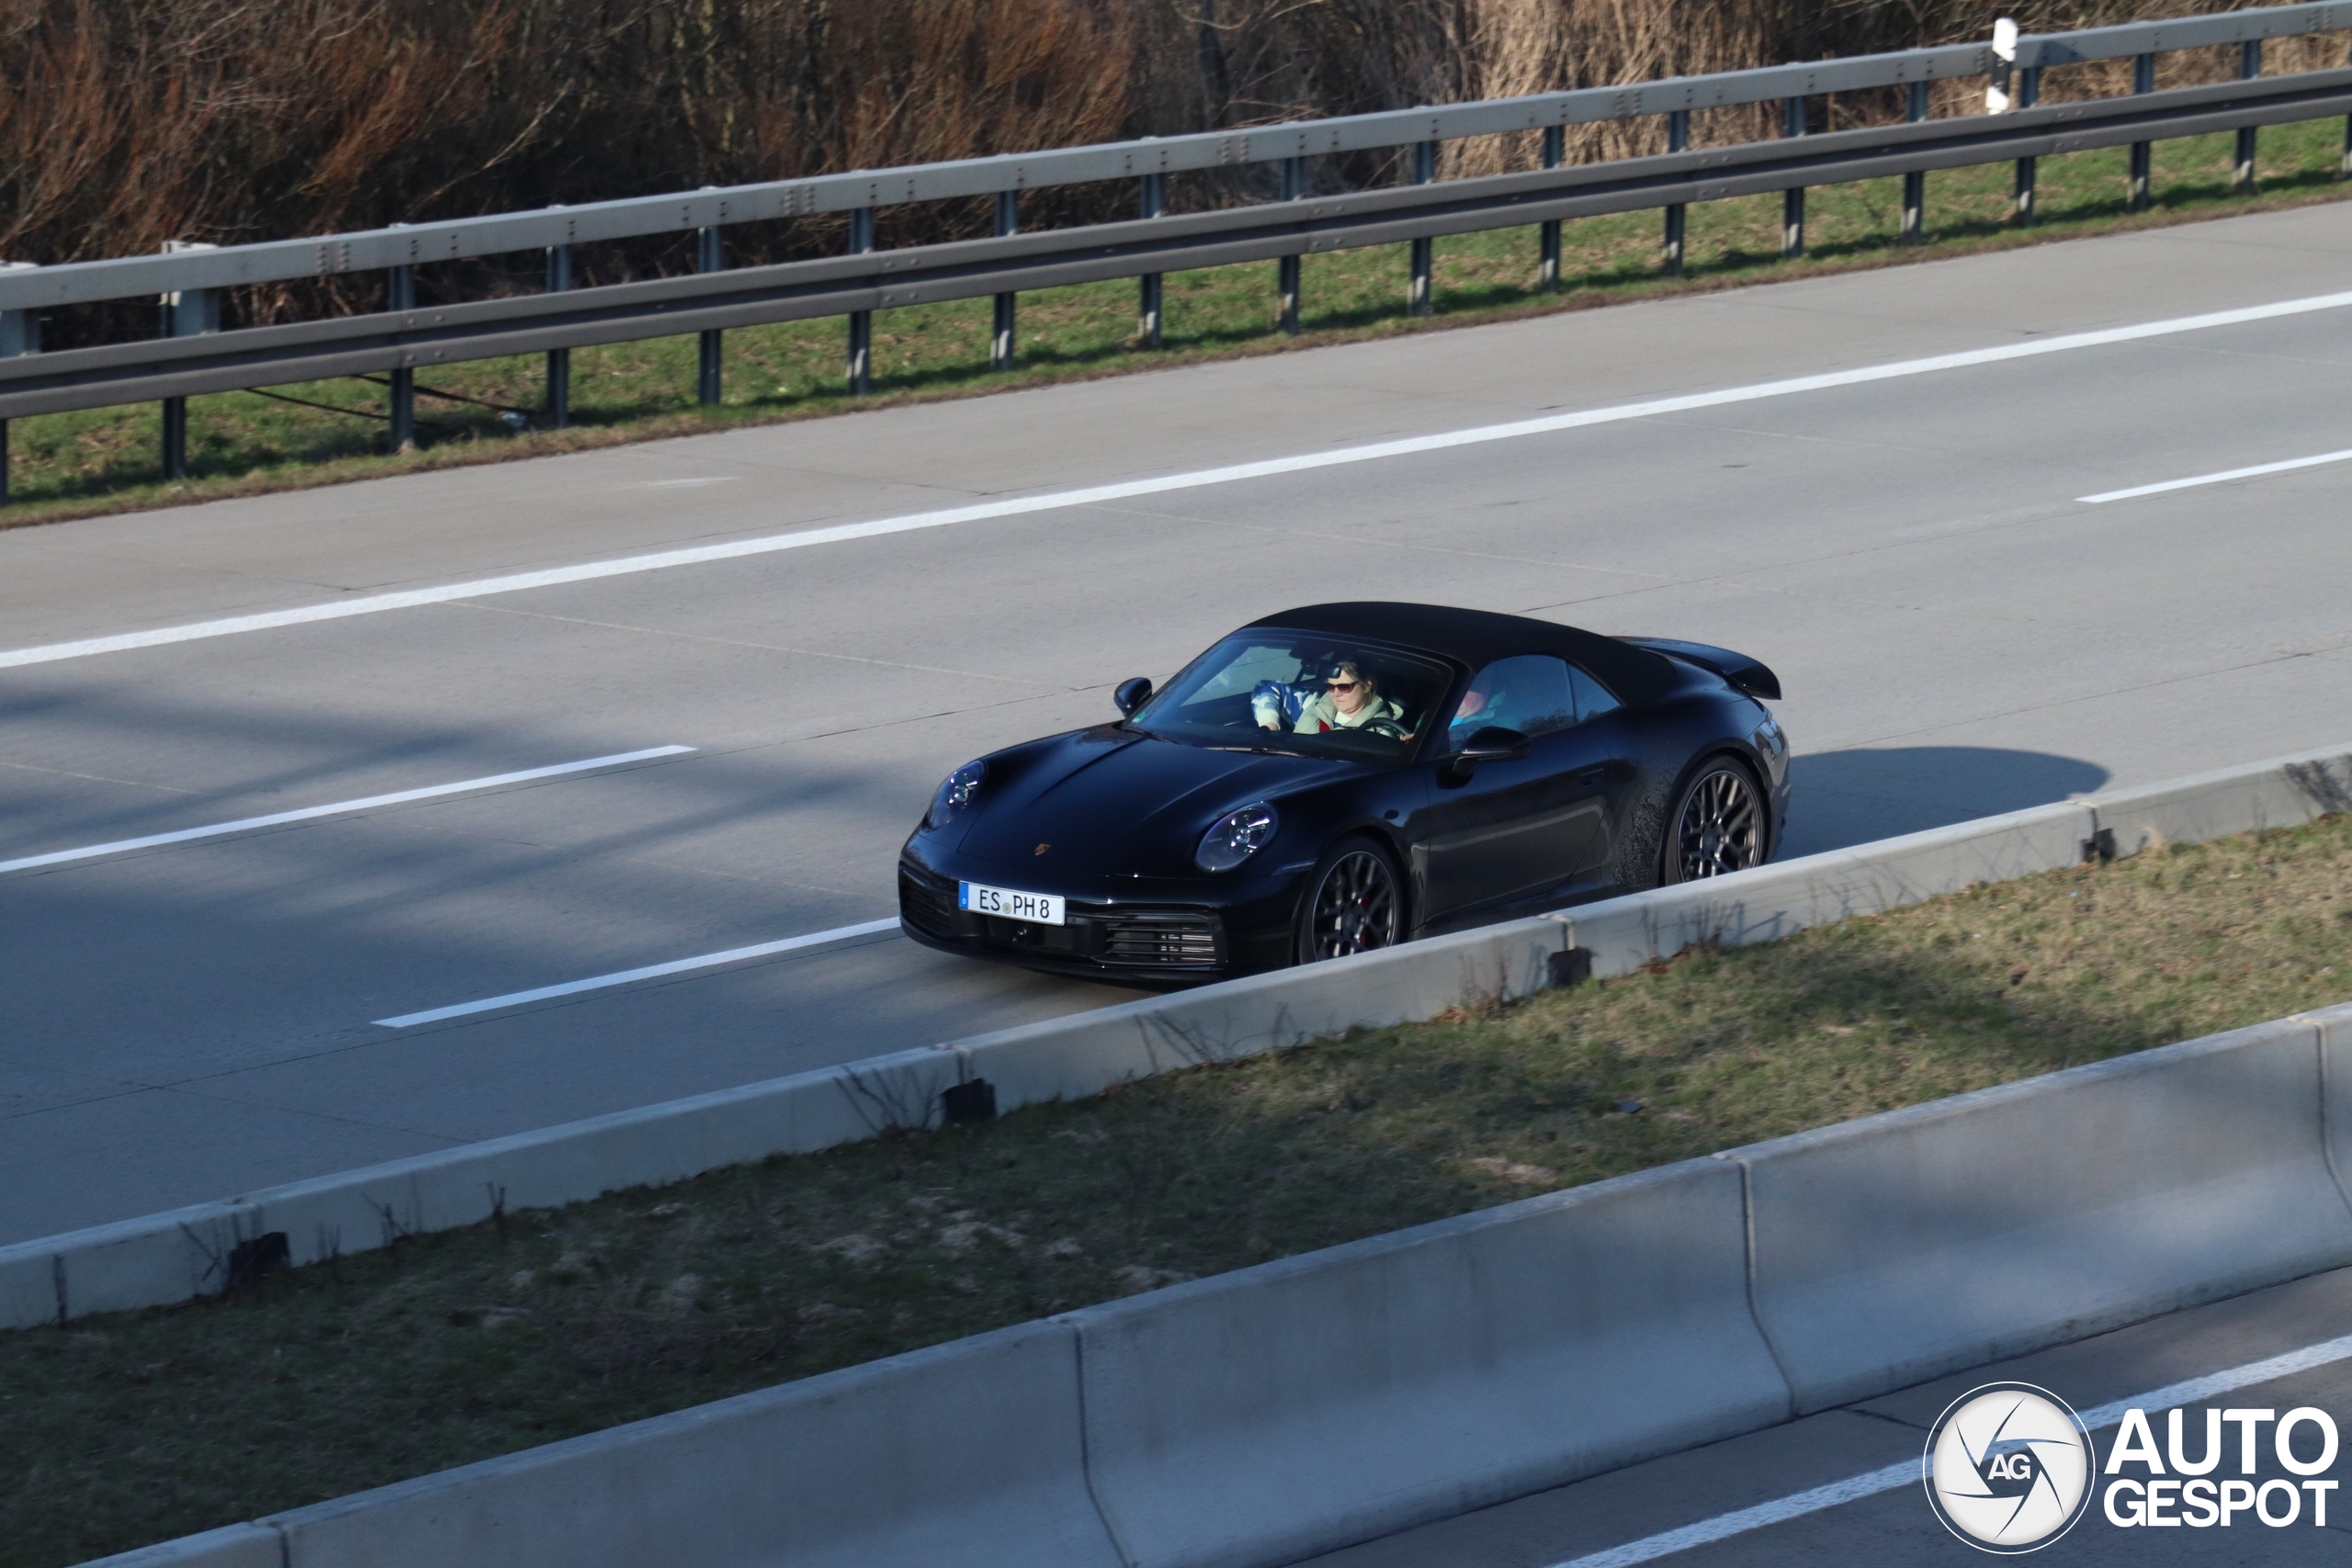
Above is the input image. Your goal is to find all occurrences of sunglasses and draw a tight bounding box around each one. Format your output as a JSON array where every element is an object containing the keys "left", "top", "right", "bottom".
[{"left": 1327, "top": 680, "right": 1360, "bottom": 693}]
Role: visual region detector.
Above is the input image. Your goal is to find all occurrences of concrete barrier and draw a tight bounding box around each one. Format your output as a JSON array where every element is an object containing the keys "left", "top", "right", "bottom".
[
  {"left": 2309, "top": 999, "right": 2352, "bottom": 1214},
  {"left": 2089, "top": 742, "right": 2352, "bottom": 859},
  {"left": 1557, "top": 802, "right": 2095, "bottom": 980},
  {"left": 76, "top": 1526, "right": 286, "bottom": 1568},
  {"left": 1732, "top": 1016, "right": 2352, "bottom": 1413},
  {"left": 0, "top": 1201, "right": 249, "bottom": 1332},
  {"left": 266, "top": 1319, "right": 1120, "bottom": 1568},
  {"left": 248, "top": 1047, "right": 962, "bottom": 1269},
  {"left": 1068, "top": 1159, "right": 1789, "bottom": 1568},
  {"left": 0, "top": 1051, "right": 963, "bottom": 1329},
  {"left": 966, "top": 915, "right": 1567, "bottom": 1112}
]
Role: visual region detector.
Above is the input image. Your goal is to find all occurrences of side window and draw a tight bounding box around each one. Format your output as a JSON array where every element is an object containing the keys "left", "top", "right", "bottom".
[
  {"left": 1568, "top": 663, "right": 1622, "bottom": 724},
  {"left": 1450, "top": 655, "right": 1576, "bottom": 748}
]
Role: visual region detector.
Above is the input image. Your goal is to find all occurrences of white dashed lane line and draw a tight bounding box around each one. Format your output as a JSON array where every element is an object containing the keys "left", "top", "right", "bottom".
[
  {"left": 0, "top": 745, "right": 695, "bottom": 875},
  {"left": 373, "top": 916, "right": 902, "bottom": 1028},
  {"left": 2079, "top": 445, "right": 2352, "bottom": 504}
]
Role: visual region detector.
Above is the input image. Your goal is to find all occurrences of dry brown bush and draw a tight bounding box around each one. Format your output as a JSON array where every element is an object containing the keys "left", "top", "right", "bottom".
[{"left": 0, "top": 0, "right": 2319, "bottom": 277}]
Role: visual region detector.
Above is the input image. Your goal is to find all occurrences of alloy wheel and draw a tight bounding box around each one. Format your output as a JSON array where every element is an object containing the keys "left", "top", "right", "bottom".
[
  {"left": 1306, "top": 849, "right": 1400, "bottom": 960},
  {"left": 1671, "top": 763, "right": 1762, "bottom": 881}
]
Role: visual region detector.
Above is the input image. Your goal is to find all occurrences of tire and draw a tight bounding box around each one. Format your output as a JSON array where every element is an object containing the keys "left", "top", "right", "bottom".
[
  {"left": 1659, "top": 755, "right": 1767, "bottom": 884},
  {"left": 1295, "top": 837, "right": 1404, "bottom": 964}
]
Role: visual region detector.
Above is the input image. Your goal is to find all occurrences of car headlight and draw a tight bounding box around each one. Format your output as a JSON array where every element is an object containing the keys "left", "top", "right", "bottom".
[
  {"left": 1196, "top": 803, "right": 1279, "bottom": 873},
  {"left": 925, "top": 761, "right": 986, "bottom": 829}
]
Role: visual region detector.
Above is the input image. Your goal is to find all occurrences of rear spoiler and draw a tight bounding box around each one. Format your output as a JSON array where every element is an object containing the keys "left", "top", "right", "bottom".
[{"left": 1613, "top": 637, "right": 1781, "bottom": 702}]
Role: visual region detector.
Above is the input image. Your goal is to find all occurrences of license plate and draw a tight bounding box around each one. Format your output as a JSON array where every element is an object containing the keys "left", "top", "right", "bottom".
[{"left": 958, "top": 881, "right": 1067, "bottom": 926}]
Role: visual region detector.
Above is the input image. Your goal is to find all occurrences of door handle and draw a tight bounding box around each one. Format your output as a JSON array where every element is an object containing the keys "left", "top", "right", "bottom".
[{"left": 1572, "top": 766, "right": 1608, "bottom": 785}]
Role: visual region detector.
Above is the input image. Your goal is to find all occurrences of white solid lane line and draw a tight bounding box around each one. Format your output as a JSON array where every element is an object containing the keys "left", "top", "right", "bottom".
[
  {"left": 374, "top": 916, "right": 902, "bottom": 1028},
  {"left": 8, "top": 288, "right": 2352, "bottom": 673},
  {"left": 0, "top": 745, "right": 695, "bottom": 876},
  {"left": 2079, "top": 445, "right": 2352, "bottom": 504},
  {"left": 1545, "top": 1330, "right": 2352, "bottom": 1568}
]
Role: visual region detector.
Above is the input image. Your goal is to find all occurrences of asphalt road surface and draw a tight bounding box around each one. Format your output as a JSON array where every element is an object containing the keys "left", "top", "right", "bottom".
[
  {"left": 6, "top": 202, "right": 2352, "bottom": 1244},
  {"left": 1298, "top": 1263, "right": 2352, "bottom": 1567}
]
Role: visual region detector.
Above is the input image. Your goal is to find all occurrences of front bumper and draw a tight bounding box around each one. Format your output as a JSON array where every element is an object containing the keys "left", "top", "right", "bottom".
[{"left": 897, "top": 851, "right": 1300, "bottom": 985}]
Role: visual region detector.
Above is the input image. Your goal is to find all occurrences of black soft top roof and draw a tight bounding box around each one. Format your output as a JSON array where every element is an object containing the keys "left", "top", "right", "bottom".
[{"left": 1247, "top": 601, "right": 1675, "bottom": 705}]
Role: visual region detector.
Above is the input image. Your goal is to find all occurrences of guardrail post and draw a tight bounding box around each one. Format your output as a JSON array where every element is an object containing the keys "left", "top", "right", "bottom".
[
  {"left": 991, "top": 190, "right": 1018, "bottom": 371},
  {"left": 2236, "top": 39, "right": 2262, "bottom": 193},
  {"left": 1408, "top": 139, "right": 1437, "bottom": 314},
  {"left": 1781, "top": 96, "right": 1806, "bottom": 260},
  {"left": 1539, "top": 125, "right": 1564, "bottom": 290},
  {"left": 159, "top": 240, "right": 219, "bottom": 481},
  {"left": 1277, "top": 156, "right": 1303, "bottom": 334},
  {"left": 386, "top": 260, "right": 416, "bottom": 450},
  {"left": 2128, "top": 52, "right": 2155, "bottom": 210},
  {"left": 0, "top": 262, "right": 35, "bottom": 507},
  {"left": 545, "top": 242, "right": 571, "bottom": 429},
  {"left": 1137, "top": 175, "right": 1165, "bottom": 347},
  {"left": 847, "top": 208, "right": 876, "bottom": 393},
  {"left": 1662, "top": 110, "right": 1690, "bottom": 276},
  {"left": 2013, "top": 66, "right": 2040, "bottom": 225},
  {"left": 1901, "top": 80, "right": 1928, "bottom": 243},
  {"left": 695, "top": 220, "right": 724, "bottom": 404}
]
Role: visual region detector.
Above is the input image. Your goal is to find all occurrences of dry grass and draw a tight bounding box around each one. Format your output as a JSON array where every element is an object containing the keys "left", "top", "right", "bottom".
[
  {"left": 3, "top": 0, "right": 2324, "bottom": 291},
  {"left": 9, "top": 817, "right": 2352, "bottom": 1567}
]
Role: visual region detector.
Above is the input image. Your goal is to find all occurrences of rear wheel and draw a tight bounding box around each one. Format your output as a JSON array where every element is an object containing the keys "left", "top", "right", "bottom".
[
  {"left": 1660, "top": 757, "right": 1765, "bottom": 883},
  {"left": 1295, "top": 839, "right": 1403, "bottom": 963}
]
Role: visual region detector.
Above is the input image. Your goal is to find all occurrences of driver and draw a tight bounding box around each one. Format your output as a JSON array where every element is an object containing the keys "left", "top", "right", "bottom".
[{"left": 1278, "top": 660, "right": 1408, "bottom": 737}]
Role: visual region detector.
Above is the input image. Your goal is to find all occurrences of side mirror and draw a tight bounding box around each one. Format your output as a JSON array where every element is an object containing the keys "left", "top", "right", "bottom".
[
  {"left": 1114, "top": 677, "right": 1154, "bottom": 717},
  {"left": 1442, "top": 726, "right": 1531, "bottom": 781}
]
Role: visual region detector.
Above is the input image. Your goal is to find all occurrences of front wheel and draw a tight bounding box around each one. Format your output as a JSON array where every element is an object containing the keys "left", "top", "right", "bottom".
[
  {"left": 1295, "top": 839, "right": 1403, "bottom": 963},
  {"left": 1660, "top": 757, "right": 1766, "bottom": 884}
]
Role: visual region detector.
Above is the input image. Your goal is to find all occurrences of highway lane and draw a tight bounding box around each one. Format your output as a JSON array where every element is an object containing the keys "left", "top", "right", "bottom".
[
  {"left": 7, "top": 202, "right": 2352, "bottom": 1242},
  {"left": 1296, "top": 1265, "right": 2352, "bottom": 1566}
]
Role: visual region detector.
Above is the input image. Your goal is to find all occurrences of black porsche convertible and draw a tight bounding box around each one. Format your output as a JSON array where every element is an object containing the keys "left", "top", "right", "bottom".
[{"left": 898, "top": 602, "right": 1788, "bottom": 984}]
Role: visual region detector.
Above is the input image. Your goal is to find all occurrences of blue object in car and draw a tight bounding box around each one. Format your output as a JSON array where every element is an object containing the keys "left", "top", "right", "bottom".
[{"left": 1250, "top": 679, "right": 1316, "bottom": 729}]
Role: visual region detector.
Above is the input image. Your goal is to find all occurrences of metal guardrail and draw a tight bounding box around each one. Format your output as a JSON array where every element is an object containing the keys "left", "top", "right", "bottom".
[
  {"left": 1, "top": 1, "right": 2349, "bottom": 498},
  {"left": 6, "top": 68, "right": 2350, "bottom": 423}
]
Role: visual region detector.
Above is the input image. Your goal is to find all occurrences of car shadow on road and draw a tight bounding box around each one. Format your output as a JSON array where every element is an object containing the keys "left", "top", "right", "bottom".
[{"left": 1781, "top": 746, "right": 2109, "bottom": 860}]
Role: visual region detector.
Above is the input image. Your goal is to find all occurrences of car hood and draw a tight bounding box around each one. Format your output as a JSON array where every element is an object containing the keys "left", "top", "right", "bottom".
[{"left": 948, "top": 727, "right": 1354, "bottom": 878}]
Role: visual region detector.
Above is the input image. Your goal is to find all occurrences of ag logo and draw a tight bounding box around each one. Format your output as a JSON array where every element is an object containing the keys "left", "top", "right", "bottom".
[{"left": 1923, "top": 1382, "right": 2095, "bottom": 1552}]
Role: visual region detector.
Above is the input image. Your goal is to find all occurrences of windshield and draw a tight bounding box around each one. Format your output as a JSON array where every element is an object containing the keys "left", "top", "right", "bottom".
[{"left": 1129, "top": 632, "right": 1455, "bottom": 761}]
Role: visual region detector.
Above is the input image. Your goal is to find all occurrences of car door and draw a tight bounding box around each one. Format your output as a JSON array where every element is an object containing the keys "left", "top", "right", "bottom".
[{"left": 1410, "top": 654, "right": 1614, "bottom": 925}]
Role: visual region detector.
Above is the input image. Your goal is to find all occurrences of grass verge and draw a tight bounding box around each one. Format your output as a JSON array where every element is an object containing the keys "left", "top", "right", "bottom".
[
  {"left": 10, "top": 817, "right": 2352, "bottom": 1565},
  {"left": 8, "top": 120, "right": 2352, "bottom": 527}
]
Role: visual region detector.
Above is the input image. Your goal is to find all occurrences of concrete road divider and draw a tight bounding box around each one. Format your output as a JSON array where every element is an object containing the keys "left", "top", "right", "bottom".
[
  {"left": 964, "top": 915, "right": 1567, "bottom": 1113},
  {"left": 0, "top": 1049, "right": 962, "bottom": 1332},
  {"left": 248, "top": 1046, "right": 963, "bottom": 1270},
  {"left": 0, "top": 1201, "right": 247, "bottom": 1330},
  {"left": 2309, "top": 998, "right": 2352, "bottom": 1211},
  {"left": 15, "top": 744, "right": 2352, "bottom": 1335},
  {"left": 1731, "top": 1016, "right": 2352, "bottom": 1413},
  {"left": 78, "top": 1527, "right": 286, "bottom": 1568},
  {"left": 1555, "top": 802, "right": 2095, "bottom": 981},
  {"left": 2090, "top": 742, "right": 2352, "bottom": 860},
  {"left": 1068, "top": 1158, "right": 1789, "bottom": 1568},
  {"left": 238, "top": 1321, "right": 1115, "bottom": 1568}
]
